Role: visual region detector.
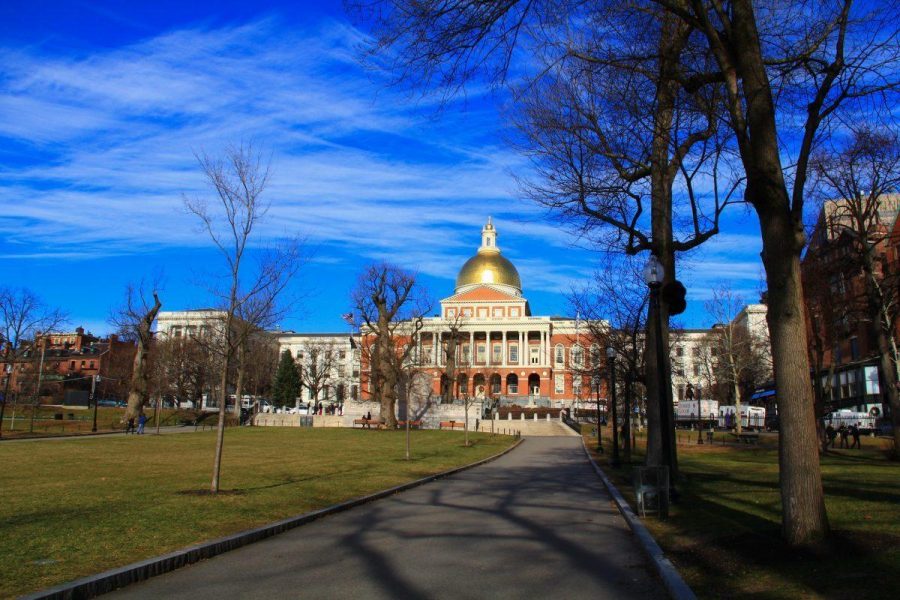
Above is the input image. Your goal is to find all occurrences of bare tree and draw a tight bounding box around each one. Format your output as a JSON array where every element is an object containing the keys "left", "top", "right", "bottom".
[
  {"left": 297, "top": 340, "right": 341, "bottom": 411},
  {"left": 352, "top": 263, "right": 431, "bottom": 428},
  {"left": 439, "top": 312, "right": 469, "bottom": 404},
  {"left": 571, "top": 259, "right": 649, "bottom": 463},
  {"left": 185, "top": 141, "right": 303, "bottom": 493},
  {"left": 809, "top": 127, "right": 900, "bottom": 455},
  {"left": 0, "top": 288, "right": 66, "bottom": 438},
  {"left": 704, "top": 286, "right": 771, "bottom": 434},
  {"left": 109, "top": 283, "right": 162, "bottom": 423}
]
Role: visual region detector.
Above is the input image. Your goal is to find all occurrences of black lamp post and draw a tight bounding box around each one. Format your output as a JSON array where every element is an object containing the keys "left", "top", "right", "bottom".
[
  {"left": 643, "top": 253, "right": 677, "bottom": 499},
  {"left": 593, "top": 373, "right": 603, "bottom": 453},
  {"left": 607, "top": 346, "right": 620, "bottom": 468}
]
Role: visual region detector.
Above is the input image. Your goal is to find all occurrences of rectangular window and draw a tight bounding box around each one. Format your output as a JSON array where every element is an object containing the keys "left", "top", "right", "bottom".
[
  {"left": 510, "top": 308, "right": 520, "bottom": 317},
  {"left": 573, "top": 378, "right": 582, "bottom": 396},
  {"left": 492, "top": 344, "right": 502, "bottom": 363},
  {"left": 463, "top": 308, "right": 473, "bottom": 317},
  {"left": 423, "top": 347, "right": 433, "bottom": 363},
  {"left": 462, "top": 344, "right": 470, "bottom": 362},
  {"left": 692, "top": 346, "right": 701, "bottom": 357},
  {"left": 493, "top": 307, "right": 503, "bottom": 317},
  {"left": 477, "top": 344, "right": 486, "bottom": 363},
  {"left": 850, "top": 337, "right": 860, "bottom": 360},
  {"left": 675, "top": 346, "right": 684, "bottom": 357},
  {"left": 89, "top": 361, "right": 95, "bottom": 369},
  {"left": 554, "top": 374, "right": 565, "bottom": 394},
  {"left": 508, "top": 383, "right": 518, "bottom": 394},
  {"left": 509, "top": 344, "right": 518, "bottom": 363},
  {"left": 339, "top": 350, "right": 346, "bottom": 360},
  {"left": 447, "top": 308, "right": 456, "bottom": 318},
  {"left": 70, "top": 361, "right": 75, "bottom": 369},
  {"left": 530, "top": 346, "right": 540, "bottom": 364},
  {"left": 478, "top": 307, "right": 488, "bottom": 318}
]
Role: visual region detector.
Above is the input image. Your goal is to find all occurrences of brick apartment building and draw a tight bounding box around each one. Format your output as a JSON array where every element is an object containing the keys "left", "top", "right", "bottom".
[
  {"left": 802, "top": 194, "right": 900, "bottom": 418},
  {"left": 1, "top": 327, "right": 135, "bottom": 406}
]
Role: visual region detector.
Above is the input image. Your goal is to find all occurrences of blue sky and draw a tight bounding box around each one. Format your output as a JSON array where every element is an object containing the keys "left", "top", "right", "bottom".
[{"left": 0, "top": 0, "right": 766, "bottom": 335}]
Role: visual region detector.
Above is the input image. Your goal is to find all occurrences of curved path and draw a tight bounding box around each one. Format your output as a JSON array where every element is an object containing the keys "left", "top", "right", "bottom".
[{"left": 108, "top": 436, "right": 665, "bottom": 599}]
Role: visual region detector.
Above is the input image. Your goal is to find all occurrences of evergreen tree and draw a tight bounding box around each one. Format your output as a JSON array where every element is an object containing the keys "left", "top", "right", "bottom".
[{"left": 272, "top": 350, "right": 300, "bottom": 408}]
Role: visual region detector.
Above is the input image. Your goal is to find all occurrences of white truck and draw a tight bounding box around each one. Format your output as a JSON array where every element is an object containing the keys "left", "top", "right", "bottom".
[
  {"left": 675, "top": 400, "right": 719, "bottom": 427},
  {"left": 718, "top": 405, "right": 766, "bottom": 430},
  {"left": 824, "top": 409, "right": 876, "bottom": 433}
]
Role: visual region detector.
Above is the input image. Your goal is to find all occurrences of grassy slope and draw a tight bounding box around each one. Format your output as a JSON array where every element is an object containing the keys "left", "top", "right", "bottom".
[
  {"left": 586, "top": 427, "right": 900, "bottom": 600},
  {"left": 0, "top": 428, "right": 514, "bottom": 597}
]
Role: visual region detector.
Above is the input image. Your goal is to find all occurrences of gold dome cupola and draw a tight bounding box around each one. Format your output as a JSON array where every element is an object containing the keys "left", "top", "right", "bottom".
[{"left": 455, "top": 218, "right": 522, "bottom": 295}]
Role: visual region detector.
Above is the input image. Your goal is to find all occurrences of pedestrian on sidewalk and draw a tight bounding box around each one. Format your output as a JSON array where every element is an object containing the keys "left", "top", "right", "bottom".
[
  {"left": 839, "top": 424, "right": 849, "bottom": 449},
  {"left": 137, "top": 413, "right": 147, "bottom": 435},
  {"left": 125, "top": 417, "right": 136, "bottom": 435}
]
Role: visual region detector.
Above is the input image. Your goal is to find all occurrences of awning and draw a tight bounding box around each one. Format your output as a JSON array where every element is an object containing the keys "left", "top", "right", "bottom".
[{"left": 750, "top": 389, "right": 776, "bottom": 400}]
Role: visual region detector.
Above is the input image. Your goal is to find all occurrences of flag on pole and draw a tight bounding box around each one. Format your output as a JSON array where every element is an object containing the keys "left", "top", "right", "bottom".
[{"left": 341, "top": 312, "right": 354, "bottom": 325}]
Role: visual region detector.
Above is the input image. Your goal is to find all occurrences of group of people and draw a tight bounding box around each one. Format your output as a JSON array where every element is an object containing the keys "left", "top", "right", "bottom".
[
  {"left": 825, "top": 422, "right": 862, "bottom": 449},
  {"left": 124, "top": 413, "right": 148, "bottom": 435}
]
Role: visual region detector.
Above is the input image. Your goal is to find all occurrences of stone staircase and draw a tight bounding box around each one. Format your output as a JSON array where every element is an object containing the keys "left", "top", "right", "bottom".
[{"left": 476, "top": 419, "right": 578, "bottom": 437}]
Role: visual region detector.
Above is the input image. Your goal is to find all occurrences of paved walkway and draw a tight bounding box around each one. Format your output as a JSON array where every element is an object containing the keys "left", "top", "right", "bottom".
[{"left": 108, "top": 437, "right": 665, "bottom": 599}]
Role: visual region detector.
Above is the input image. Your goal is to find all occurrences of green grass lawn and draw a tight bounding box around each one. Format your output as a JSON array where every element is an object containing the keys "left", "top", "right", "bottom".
[
  {"left": 0, "top": 405, "right": 190, "bottom": 438},
  {"left": 586, "top": 426, "right": 900, "bottom": 599},
  {"left": 0, "top": 427, "right": 515, "bottom": 597}
]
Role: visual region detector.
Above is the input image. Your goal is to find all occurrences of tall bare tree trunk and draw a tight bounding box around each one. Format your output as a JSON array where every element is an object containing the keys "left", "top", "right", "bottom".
[
  {"left": 125, "top": 293, "right": 162, "bottom": 422},
  {"left": 643, "top": 14, "right": 683, "bottom": 479},
  {"left": 759, "top": 209, "right": 829, "bottom": 545},
  {"left": 211, "top": 312, "right": 234, "bottom": 493}
]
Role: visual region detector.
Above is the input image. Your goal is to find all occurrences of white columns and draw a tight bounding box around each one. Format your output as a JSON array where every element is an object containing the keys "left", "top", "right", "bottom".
[{"left": 502, "top": 330, "right": 507, "bottom": 366}]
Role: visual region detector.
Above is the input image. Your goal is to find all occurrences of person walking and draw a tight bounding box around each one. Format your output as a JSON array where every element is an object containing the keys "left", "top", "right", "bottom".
[
  {"left": 825, "top": 424, "right": 836, "bottom": 449},
  {"left": 850, "top": 423, "right": 861, "bottom": 449},
  {"left": 838, "top": 424, "right": 849, "bottom": 449},
  {"left": 137, "top": 413, "right": 147, "bottom": 435},
  {"left": 125, "top": 416, "right": 136, "bottom": 435}
]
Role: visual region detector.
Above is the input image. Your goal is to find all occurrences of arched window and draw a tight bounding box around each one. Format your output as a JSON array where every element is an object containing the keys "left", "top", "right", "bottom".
[
  {"left": 554, "top": 344, "right": 565, "bottom": 366},
  {"left": 571, "top": 344, "right": 583, "bottom": 368},
  {"left": 490, "top": 373, "right": 502, "bottom": 394},
  {"left": 506, "top": 373, "right": 519, "bottom": 394}
]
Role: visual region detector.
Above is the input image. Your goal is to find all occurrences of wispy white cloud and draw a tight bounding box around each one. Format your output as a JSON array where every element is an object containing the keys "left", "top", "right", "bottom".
[{"left": 0, "top": 18, "right": 526, "bottom": 268}]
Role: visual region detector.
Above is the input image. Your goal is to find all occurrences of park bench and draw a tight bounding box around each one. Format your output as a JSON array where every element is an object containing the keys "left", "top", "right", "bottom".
[
  {"left": 439, "top": 421, "right": 466, "bottom": 430},
  {"left": 397, "top": 420, "right": 422, "bottom": 429},
  {"left": 353, "top": 418, "right": 383, "bottom": 429},
  {"left": 729, "top": 432, "right": 760, "bottom": 445}
]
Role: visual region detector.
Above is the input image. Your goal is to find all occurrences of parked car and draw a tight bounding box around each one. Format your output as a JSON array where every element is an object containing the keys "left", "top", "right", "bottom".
[{"left": 97, "top": 399, "right": 118, "bottom": 407}]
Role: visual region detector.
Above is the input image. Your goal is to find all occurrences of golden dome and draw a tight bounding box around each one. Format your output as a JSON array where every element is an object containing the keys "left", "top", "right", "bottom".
[{"left": 456, "top": 252, "right": 522, "bottom": 290}]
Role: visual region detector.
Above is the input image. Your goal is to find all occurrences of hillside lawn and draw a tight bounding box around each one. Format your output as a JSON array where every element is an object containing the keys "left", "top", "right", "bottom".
[
  {"left": 0, "top": 427, "right": 515, "bottom": 597},
  {"left": 586, "top": 426, "right": 900, "bottom": 600}
]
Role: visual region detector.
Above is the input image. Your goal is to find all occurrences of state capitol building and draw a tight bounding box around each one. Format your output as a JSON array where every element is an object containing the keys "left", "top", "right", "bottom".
[
  {"left": 383, "top": 218, "right": 594, "bottom": 406},
  {"left": 272, "top": 218, "right": 597, "bottom": 410}
]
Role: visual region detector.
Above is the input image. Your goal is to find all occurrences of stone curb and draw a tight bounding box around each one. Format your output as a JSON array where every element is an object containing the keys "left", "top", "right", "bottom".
[
  {"left": 580, "top": 437, "right": 697, "bottom": 600},
  {"left": 23, "top": 437, "right": 525, "bottom": 600}
]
